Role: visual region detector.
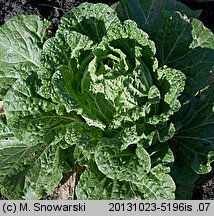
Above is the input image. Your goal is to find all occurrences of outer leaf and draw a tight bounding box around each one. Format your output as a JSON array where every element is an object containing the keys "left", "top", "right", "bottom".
[
  {"left": 117, "top": 0, "right": 200, "bottom": 28},
  {"left": 117, "top": 0, "right": 200, "bottom": 61},
  {"left": 175, "top": 183, "right": 195, "bottom": 200},
  {"left": 170, "top": 145, "right": 199, "bottom": 185},
  {"left": 0, "top": 143, "right": 66, "bottom": 200},
  {"left": 22, "top": 142, "right": 64, "bottom": 199},
  {"left": 0, "top": 118, "right": 67, "bottom": 199},
  {"left": 0, "top": 15, "right": 48, "bottom": 97},
  {"left": 3, "top": 78, "right": 81, "bottom": 142},
  {"left": 1, "top": 77, "right": 80, "bottom": 199},
  {"left": 171, "top": 87, "right": 214, "bottom": 185},
  {"left": 0, "top": 118, "right": 25, "bottom": 196},
  {"left": 170, "top": 18, "right": 214, "bottom": 97}
]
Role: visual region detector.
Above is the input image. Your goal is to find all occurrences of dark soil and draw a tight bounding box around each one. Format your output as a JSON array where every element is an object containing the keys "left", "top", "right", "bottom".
[
  {"left": 193, "top": 167, "right": 214, "bottom": 200},
  {"left": 0, "top": 0, "right": 118, "bottom": 33},
  {"left": 0, "top": 0, "right": 214, "bottom": 200}
]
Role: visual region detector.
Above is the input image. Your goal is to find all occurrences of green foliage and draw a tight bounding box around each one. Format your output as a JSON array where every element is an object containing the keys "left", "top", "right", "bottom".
[{"left": 0, "top": 1, "right": 213, "bottom": 199}]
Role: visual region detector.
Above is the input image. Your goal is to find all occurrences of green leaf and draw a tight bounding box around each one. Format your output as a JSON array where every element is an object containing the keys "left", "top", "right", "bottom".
[
  {"left": 171, "top": 87, "right": 214, "bottom": 185},
  {"left": 78, "top": 143, "right": 175, "bottom": 200},
  {"left": 3, "top": 79, "right": 81, "bottom": 142},
  {"left": 117, "top": 0, "right": 200, "bottom": 29},
  {"left": 65, "top": 122, "right": 103, "bottom": 153},
  {"left": 0, "top": 77, "right": 81, "bottom": 198},
  {"left": 1, "top": 1, "right": 212, "bottom": 200},
  {"left": 95, "top": 140, "right": 151, "bottom": 182},
  {"left": 134, "top": 142, "right": 176, "bottom": 199},
  {"left": 0, "top": 118, "right": 66, "bottom": 199},
  {"left": 60, "top": 3, "right": 121, "bottom": 43},
  {"left": 170, "top": 18, "right": 214, "bottom": 98},
  {"left": 116, "top": 0, "right": 214, "bottom": 98},
  {"left": 175, "top": 183, "right": 195, "bottom": 200},
  {"left": 76, "top": 161, "right": 138, "bottom": 200},
  {"left": 0, "top": 15, "right": 48, "bottom": 96}
]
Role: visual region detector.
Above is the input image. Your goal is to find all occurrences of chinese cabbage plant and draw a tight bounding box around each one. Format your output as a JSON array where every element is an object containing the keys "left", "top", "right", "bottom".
[{"left": 0, "top": 1, "right": 213, "bottom": 200}]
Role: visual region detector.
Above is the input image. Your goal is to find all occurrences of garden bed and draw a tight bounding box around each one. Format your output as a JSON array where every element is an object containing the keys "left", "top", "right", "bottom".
[{"left": 0, "top": 0, "right": 213, "bottom": 200}]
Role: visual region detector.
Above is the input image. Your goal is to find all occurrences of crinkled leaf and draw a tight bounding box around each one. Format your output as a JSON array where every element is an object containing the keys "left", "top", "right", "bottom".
[
  {"left": 148, "top": 67, "right": 186, "bottom": 125},
  {"left": 3, "top": 78, "right": 82, "bottom": 143},
  {"left": 75, "top": 161, "right": 139, "bottom": 200},
  {"left": 134, "top": 142, "right": 176, "bottom": 199},
  {"left": 95, "top": 140, "right": 151, "bottom": 182},
  {"left": 43, "top": 15, "right": 158, "bottom": 131},
  {"left": 78, "top": 143, "right": 175, "bottom": 199},
  {"left": 60, "top": 2, "right": 121, "bottom": 42},
  {"left": 65, "top": 123, "right": 103, "bottom": 154},
  {"left": 0, "top": 2, "right": 212, "bottom": 200},
  {"left": 0, "top": 118, "right": 69, "bottom": 199},
  {"left": 134, "top": 172, "right": 175, "bottom": 199},
  {"left": 1, "top": 77, "right": 81, "bottom": 198}
]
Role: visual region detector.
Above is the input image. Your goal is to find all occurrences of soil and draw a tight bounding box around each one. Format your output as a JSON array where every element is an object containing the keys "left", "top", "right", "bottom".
[
  {"left": 0, "top": 0, "right": 214, "bottom": 200},
  {"left": 0, "top": 0, "right": 118, "bottom": 33},
  {"left": 193, "top": 166, "right": 214, "bottom": 200}
]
